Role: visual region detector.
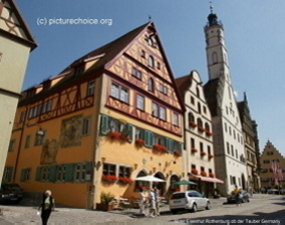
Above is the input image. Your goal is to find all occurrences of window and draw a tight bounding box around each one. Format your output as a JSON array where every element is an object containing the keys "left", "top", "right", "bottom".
[
  {"left": 141, "top": 50, "right": 145, "bottom": 58},
  {"left": 56, "top": 165, "right": 66, "bottom": 182},
  {"left": 197, "top": 118, "right": 203, "bottom": 127},
  {"left": 148, "top": 78, "right": 155, "bottom": 92},
  {"left": 74, "top": 163, "right": 86, "bottom": 182},
  {"left": 41, "top": 167, "right": 50, "bottom": 182},
  {"left": 20, "top": 168, "right": 31, "bottom": 182},
  {"left": 152, "top": 102, "right": 159, "bottom": 117},
  {"left": 227, "top": 142, "right": 230, "bottom": 154},
  {"left": 74, "top": 65, "right": 84, "bottom": 76},
  {"left": 103, "top": 163, "right": 116, "bottom": 175},
  {"left": 119, "top": 166, "right": 131, "bottom": 178},
  {"left": 35, "top": 130, "right": 45, "bottom": 146},
  {"left": 154, "top": 134, "right": 165, "bottom": 146},
  {"left": 159, "top": 84, "right": 168, "bottom": 95},
  {"left": 19, "top": 111, "right": 26, "bottom": 122},
  {"left": 212, "top": 52, "right": 218, "bottom": 64},
  {"left": 0, "top": 52, "right": 2, "bottom": 62},
  {"left": 231, "top": 145, "right": 234, "bottom": 156},
  {"left": 159, "top": 106, "right": 166, "bottom": 120},
  {"left": 196, "top": 87, "right": 200, "bottom": 98},
  {"left": 136, "top": 95, "right": 145, "bottom": 110},
  {"left": 172, "top": 113, "right": 179, "bottom": 126},
  {"left": 24, "top": 135, "right": 31, "bottom": 148},
  {"left": 197, "top": 102, "right": 201, "bottom": 114},
  {"left": 132, "top": 67, "right": 142, "bottom": 79},
  {"left": 82, "top": 117, "right": 91, "bottom": 136},
  {"left": 135, "top": 127, "right": 144, "bottom": 139},
  {"left": 3, "top": 167, "right": 13, "bottom": 183},
  {"left": 207, "top": 146, "right": 211, "bottom": 155},
  {"left": 87, "top": 81, "right": 95, "bottom": 96},
  {"left": 157, "top": 62, "right": 161, "bottom": 70},
  {"left": 148, "top": 56, "right": 154, "bottom": 67},
  {"left": 8, "top": 140, "right": 15, "bottom": 152},
  {"left": 200, "top": 142, "right": 204, "bottom": 153},
  {"left": 42, "top": 100, "right": 52, "bottom": 114},
  {"left": 191, "top": 138, "right": 195, "bottom": 148},
  {"left": 203, "top": 106, "right": 207, "bottom": 114},
  {"left": 188, "top": 112, "right": 195, "bottom": 122},
  {"left": 191, "top": 96, "right": 195, "bottom": 105},
  {"left": 111, "top": 83, "right": 129, "bottom": 103}
]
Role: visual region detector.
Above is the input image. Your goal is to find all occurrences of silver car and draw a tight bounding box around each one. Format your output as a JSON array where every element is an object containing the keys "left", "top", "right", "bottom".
[{"left": 169, "top": 190, "right": 211, "bottom": 214}]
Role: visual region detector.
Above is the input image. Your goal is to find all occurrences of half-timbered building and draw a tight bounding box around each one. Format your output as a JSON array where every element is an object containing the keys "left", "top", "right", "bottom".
[{"left": 5, "top": 22, "right": 185, "bottom": 208}]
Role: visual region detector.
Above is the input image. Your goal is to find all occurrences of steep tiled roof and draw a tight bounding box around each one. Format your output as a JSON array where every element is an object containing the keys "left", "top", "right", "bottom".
[
  {"left": 203, "top": 78, "right": 219, "bottom": 117},
  {"left": 175, "top": 74, "right": 193, "bottom": 100}
]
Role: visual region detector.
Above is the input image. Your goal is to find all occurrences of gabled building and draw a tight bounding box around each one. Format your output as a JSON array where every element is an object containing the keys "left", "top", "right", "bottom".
[
  {"left": 237, "top": 93, "right": 261, "bottom": 192},
  {"left": 203, "top": 11, "right": 248, "bottom": 195},
  {"left": 176, "top": 71, "right": 223, "bottom": 197},
  {"left": 0, "top": 0, "right": 36, "bottom": 182},
  {"left": 5, "top": 22, "right": 185, "bottom": 208},
  {"left": 260, "top": 141, "right": 285, "bottom": 190}
]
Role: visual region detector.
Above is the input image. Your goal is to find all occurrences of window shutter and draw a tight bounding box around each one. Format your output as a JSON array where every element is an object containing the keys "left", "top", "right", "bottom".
[
  {"left": 126, "top": 124, "right": 133, "bottom": 143},
  {"left": 36, "top": 167, "right": 42, "bottom": 181},
  {"left": 166, "top": 138, "right": 174, "bottom": 153},
  {"left": 100, "top": 115, "right": 109, "bottom": 135},
  {"left": 85, "top": 162, "right": 93, "bottom": 181},
  {"left": 49, "top": 165, "right": 56, "bottom": 182},
  {"left": 65, "top": 163, "right": 75, "bottom": 182},
  {"left": 145, "top": 130, "right": 153, "bottom": 148}
]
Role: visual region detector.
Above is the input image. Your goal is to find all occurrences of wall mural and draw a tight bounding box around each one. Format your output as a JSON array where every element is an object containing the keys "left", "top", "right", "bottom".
[
  {"left": 60, "top": 114, "right": 82, "bottom": 148},
  {"left": 41, "top": 139, "right": 59, "bottom": 165}
]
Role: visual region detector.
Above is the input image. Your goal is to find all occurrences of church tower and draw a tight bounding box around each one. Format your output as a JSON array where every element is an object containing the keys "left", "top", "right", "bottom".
[{"left": 203, "top": 7, "right": 248, "bottom": 195}]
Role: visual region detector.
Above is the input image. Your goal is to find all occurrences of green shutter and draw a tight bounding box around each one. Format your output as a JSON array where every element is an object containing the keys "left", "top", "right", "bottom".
[
  {"left": 49, "top": 165, "right": 56, "bottom": 182},
  {"left": 126, "top": 124, "right": 133, "bottom": 143},
  {"left": 145, "top": 130, "right": 153, "bottom": 148},
  {"left": 166, "top": 138, "right": 174, "bottom": 153},
  {"left": 178, "top": 142, "right": 183, "bottom": 151},
  {"left": 85, "top": 162, "right": 93, "bottom": 181},
  {"left": 100, "top": 115, "right": 109, "bottom": 135},
  {"left": 36, "top": 167, "right": 42, "bottom": 181},
  {"left": 65, "top": 163, "right": 75, "bottom": 182}
]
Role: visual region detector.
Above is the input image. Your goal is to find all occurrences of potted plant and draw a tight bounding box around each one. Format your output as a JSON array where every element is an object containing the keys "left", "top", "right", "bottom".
[{"left": 96, "top": 192, "right": 115, "bottom": 211}]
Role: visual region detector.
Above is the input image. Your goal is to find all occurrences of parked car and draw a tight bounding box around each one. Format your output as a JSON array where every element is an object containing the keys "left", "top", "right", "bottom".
[
  {"left": 0, "top": 183, "right": 23, "bottom": 204},
  {"left": 227, "top": 190, "right": 250, "bottom": 203},
  {"left": 169, "top": 190, "right": 211, "bottom": 214}
]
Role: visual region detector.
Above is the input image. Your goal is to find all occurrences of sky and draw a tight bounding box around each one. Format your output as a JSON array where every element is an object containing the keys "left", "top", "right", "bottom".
[{"left": 15, "top": 0, "right": 285, "bottom": 156}]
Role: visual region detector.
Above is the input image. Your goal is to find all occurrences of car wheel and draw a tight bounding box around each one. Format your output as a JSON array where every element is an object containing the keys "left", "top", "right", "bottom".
[
  {"left": 171, "top": 209, "right": 178, "bottom": 214},
  {"left": 192, "top": 203, "right": 197, "bottom": 212},
  {"left": 206, "top": 202, "right": 211, "bottom": 210}
]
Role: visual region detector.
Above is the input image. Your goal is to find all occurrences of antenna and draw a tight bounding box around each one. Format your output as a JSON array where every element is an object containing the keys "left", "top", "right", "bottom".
[{"left": 209, "top": 1, "right": 214, "bottom": 13}]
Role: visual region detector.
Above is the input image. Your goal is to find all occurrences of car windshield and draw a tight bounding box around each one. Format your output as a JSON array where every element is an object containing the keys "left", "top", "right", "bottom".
[{"left": 171, "top": 193, "right": 185, "bottom": 199}]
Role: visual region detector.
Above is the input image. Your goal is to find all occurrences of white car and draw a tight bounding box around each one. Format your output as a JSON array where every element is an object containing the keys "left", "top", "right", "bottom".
[{"left": 169, "top": 190, "right": 211, "bottom": 214}]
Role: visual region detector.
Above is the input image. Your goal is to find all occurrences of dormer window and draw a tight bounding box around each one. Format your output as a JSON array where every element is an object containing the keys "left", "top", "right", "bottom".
[{"left": 74, "top": 65, "right": 84, "bottom": 76}]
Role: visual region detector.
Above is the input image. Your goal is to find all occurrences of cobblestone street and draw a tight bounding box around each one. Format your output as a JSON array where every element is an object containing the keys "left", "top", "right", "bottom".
[{"left": 0, "top": 194, "right": 284, "bottom": 224}]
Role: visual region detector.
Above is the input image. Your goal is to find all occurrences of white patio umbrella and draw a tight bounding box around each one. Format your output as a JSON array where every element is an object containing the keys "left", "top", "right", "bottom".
[{"left": 135, "top": 175, "right": 165, "bottom": 188}]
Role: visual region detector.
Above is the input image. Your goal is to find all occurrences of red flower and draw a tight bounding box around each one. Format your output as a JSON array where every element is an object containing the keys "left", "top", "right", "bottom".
[
  {"left": 135, "top": 138, "right": 145, "bottom": 146},
  {"left": 102, "top": 174, "right": 117, "bottom": 183},
  {"left": 201, "top": 171, "right": 207, "bottom": 177},
  {"left": 200, "top": 151, "right": 207, "bottom": 156},
  {"left": 173, "top": 150, "right": 181, "bottom": 156},
  {"left": 191, "top": 148, "right": 198, "bottom": 152},
  {"left": 153, "top": 144, "right": 168, "bottom": 153},
  {"left": 205, "top": 130, "right": 213, "bottom": 136},
  {"left": 208, "top": 154, "right": 214, "bottom": 158},
  {"left": 108, "top": 131, "right": 122, "bottom": 139},
  {"left": 189, "top": 121, "right": 197, "bottom": 127},
  {"left": 118, "top": 177, "right": 132, "bottom": 184},
  {"left": 191, "top": 168, "right": 199, "bottom": 175},
  {"left": 209, "top": 173, "right": 215, "bottom": 178},
  {"left": 198, "top": 126, "right": 205, "bottom": 132},
  {"left": 169, "top": 187, "right": 180, "bottom": 191}
]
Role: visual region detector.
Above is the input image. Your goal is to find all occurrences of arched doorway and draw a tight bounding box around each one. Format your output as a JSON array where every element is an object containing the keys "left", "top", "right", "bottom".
[{"left": 153, "top": 172, "right": 166, "bottom": 195}]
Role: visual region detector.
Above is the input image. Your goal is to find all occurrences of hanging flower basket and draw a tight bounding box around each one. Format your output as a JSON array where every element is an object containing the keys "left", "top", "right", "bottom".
[
  {"left": 153, "top": 144, "right": 168, "bottom": 153},
  {"left": 201, "top": 171, "right": 207, "bottom": 177},
  {"left": 205, "top": 130, "right": 213, "bottom": 136},
  {"left": 191, "top": 148, "right": 198, "bottom": 153},
  {"left": 198, "top": 126, "right": 205, "bottom": 132},
  {"left": 200, "top": 151, "right": 207, "bottom": 156},
  {"left": 189, "top": 121, "right": 197, "bottom": 127},
  {"left": 191, "top": 168, "right": 198, "bottom": 175},
  {"left": 173, "top": 150, "right": 182, "bottom": 156},
  {"left": 102, "top": 174, "right": 117, "bottom": 183},
  {"left": 209, "top": 173, "right": 215, "bottom": 178},
  {"left": 135, "top": 138, "right": 145, "bottom": 146},
  {"left": 118, "top": 177, "right": 132, "bottom": 184}
]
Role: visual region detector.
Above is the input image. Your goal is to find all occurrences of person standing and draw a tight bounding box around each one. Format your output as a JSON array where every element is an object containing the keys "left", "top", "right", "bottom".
[
  {"left": 233, "top": 185, "right": 241, "bottom": 206},
  {"left": 148, "top": 189, "right": 156, "bottom": 217},
  {"left": 38, "top": 190, "right": 55, "bottom": 225},
  {"left": 139, "top": 188, "right": 147, "bottom": 215},
  {"left": 154, "top": 188, "right": 160, "bottom": 216}
]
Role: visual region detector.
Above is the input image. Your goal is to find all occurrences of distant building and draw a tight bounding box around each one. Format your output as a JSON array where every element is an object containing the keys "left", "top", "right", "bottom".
[
  {"left": 0, "top": 0, "right": 36, "bottom": 182},
  {"left": 237, "top": 93, "right": 261, "bottom": 192},
  {"left": 176, "top": 71, "right": 222, "bottom": 197},
  {"left": 260, "top": 141, "right": 285, "bottom": 191},
  {"left": 5, "top": 22, "right": 185, "bottom": 208},
  {"left": 203, "top": 11, "right": 248, "bottom": 195}
]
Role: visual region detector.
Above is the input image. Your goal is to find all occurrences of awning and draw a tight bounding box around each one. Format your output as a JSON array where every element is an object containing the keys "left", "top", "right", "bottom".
[{"left": 190, "top": 174, "right": 224, "bottom": 184}]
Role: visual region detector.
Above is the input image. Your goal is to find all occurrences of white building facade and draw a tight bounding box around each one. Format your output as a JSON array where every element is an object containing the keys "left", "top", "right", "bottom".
[{"left": 203, "top": 12, "right": 248, "bottom": 195}]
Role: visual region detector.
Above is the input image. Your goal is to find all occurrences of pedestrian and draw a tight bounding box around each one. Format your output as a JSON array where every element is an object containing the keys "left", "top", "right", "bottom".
[
  {"left": 233, "top": 185, "right": 241, "bottom": 206},
  {"left": 148, "top": 188, "right": 156, "bottom": 217},
  {"left": 154, "top": 187, "right": 160, "bottom": 216},
  {"left": 139, "top": 188, "right": 147, "bottom": 215},
  {"left": 38, "top": 190, "right": 55, "bottom": 225},
  {"left": 249, "top": 187, "right": 253, "bottom": 198}
]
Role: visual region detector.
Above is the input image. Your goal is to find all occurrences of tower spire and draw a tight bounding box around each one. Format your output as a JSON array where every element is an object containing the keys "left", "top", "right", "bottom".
[{"left": 209, "top": 1, "right": 214, "bottom": 14}]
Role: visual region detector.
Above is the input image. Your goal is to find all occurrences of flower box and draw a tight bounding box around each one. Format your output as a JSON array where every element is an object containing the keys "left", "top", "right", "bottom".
[
  {"left": 200, "top": 151, "right": 207, "bottom": 156},
  {"left": 173, "top": 150, "right": 182, "bottom": 156},
  {"left": 153, "top": 144, "right": 168, "bottom": 153},
  {"left": 208, "top": 154, "right": 214, "bottom": 159},
  {"left": 191, "top": 148, "right": 198, "bottom": 153},
  {"left": 102, "top": 174, "right": 117, "bottom": 183},
  {"left": 191, "top": 168, "right": 198, "bottom": 175},
  {"left": 201, "top": 171, "right": 207, "bottom": 177},
  {"left": 209, "top": 173, "right": 215, "bottom": 178},
  {"left": 135, "top": 138, "right": 145, "bottom": 146},
  {"left": 189, "top": 121, "right": 197, "bottom": 127},
  {"left": 198, "top": 126, "right": 205, "bottom": 132},
  {"left": 169, "top": 187, "right": 180, "bottom": 191},
  {"left": 205, "top": 130, "right": 213, "bottom": 136},
  {"left": 108, "top": 131, "right": 122, "bottom": 139},
  {"left": 118, "top": 177, "right": 132, "bottom": 184}
]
